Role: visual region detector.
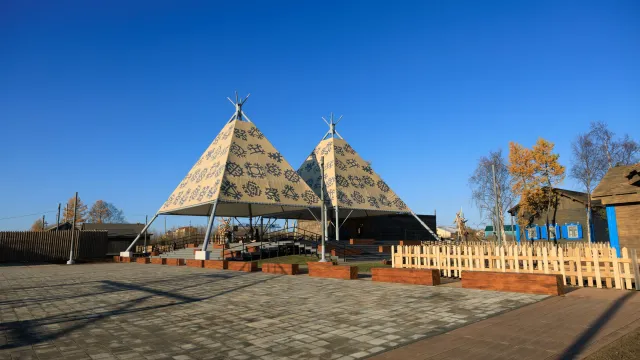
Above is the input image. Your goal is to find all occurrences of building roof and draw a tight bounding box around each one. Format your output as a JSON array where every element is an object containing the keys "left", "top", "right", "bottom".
[
  {"left": 507, "top": 187, "right": 602, "bottom": 215},
  {"left": 592, "top": 163, "right": 640, "bottom": 205},
  {"left": 82, "top": 223, "right": 149, "bottom": 237}
]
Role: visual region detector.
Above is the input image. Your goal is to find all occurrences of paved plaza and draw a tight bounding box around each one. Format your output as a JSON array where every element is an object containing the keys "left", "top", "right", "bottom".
[{"left": 1, "top": 263, "right": 545, "bottom": 360}]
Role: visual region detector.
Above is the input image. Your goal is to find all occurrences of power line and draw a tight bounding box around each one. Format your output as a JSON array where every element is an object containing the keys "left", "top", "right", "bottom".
[{"left": 0, "top": 211, "right": 57, "bottom": 221}]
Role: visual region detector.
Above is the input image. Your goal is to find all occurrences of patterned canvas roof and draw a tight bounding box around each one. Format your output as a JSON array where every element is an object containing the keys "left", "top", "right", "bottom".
[
  {"left": 296, "top": 138, "right": 409, "bottom": 213},
  {"left": 158, "top": 120, "right": 321, "bottom": 216}
]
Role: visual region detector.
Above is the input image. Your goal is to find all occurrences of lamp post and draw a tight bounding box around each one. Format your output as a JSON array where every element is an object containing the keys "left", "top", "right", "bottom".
[{"left": 67, "top": 192, "right": 78, "bottom": 265}]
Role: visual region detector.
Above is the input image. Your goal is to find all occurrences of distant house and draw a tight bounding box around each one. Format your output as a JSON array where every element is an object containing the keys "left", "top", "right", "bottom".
[
  {"left": 82, "top": 223, "right": 150, "bottom": 255},
  {"left": 167, "top": 226, "right": 199, "bottom": 238},
  {"left": 592, "top": 164, "right": 640, "bottom": 256},
  {"left": 484, "top": 225, "right": 519, "bottom": 241},
  {"left": 437, "top": 226, "right": 457, "bottom": 239},
  {"left": 507, "top": 188, "right": 608, "bottom": 243}
]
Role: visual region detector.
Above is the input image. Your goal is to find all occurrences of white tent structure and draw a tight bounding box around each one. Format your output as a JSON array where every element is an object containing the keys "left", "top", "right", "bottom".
[
  {"left": 294, "top": 114, "right": 440, "bottom": 241},
  {"left": 121, "top": 94, "right": 321, "bottom": 259}
]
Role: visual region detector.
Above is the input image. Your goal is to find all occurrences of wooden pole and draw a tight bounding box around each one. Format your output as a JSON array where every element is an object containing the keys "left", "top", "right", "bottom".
[{"left": 56, "top": 203, "right": 61, "bottom": 231}]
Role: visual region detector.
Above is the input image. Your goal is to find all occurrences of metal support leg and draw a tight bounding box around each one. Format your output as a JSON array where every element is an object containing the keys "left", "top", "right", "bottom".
[
  {"left": 200, "top": 201, "right": 219, "bottom": 252},
  {"left": 123, "top": 213, "right": 159, "bottom": 255},
  {"left": 410, "top": 211, "right": 440, "bottom": 241},
  {"left": 335, "top": 205, "right": 339, "bottom": 242}
]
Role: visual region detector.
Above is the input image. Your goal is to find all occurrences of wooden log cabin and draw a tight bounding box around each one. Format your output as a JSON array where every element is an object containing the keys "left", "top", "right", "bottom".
[
  {"left": 507, "top": 188, "right": 608, "bottom": 243},
  {"left": 592, "top": 163, "right": 640, "bottom": 256}
]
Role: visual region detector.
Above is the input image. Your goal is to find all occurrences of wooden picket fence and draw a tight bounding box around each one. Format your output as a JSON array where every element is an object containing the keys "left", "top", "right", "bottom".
[
  {"left": 392, "top": 243, "right": 640, "bottom": 291},
  {"left": 0, "top": 230, "right": 109, "bottom": 263}
]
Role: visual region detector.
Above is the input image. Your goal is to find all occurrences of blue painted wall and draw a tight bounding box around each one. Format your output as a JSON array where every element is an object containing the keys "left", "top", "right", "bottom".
[{"left": 606, "top": 206, "right": 621, "bottom": 257}]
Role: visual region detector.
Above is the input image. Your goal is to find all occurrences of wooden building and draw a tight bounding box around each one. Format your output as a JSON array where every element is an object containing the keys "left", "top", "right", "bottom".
[
  {"left": 507, "top": 188, "right": 608, "bottom": 242},
  {"left": 592, "top": 164, "right": 640, "bottom": 255},
  {"left": 296, "top": 213, "right": 438, "bottom": 241}
]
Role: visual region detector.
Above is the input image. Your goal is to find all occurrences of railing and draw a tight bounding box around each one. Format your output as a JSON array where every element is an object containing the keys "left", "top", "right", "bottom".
[{"left": 392, "top": 243, "right": 640, "bottom": 291}]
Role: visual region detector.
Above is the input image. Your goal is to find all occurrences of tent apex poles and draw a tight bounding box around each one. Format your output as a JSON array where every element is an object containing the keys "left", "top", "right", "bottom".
[{"left": 125, "top": 213, "right": 159, "bottom": 252}]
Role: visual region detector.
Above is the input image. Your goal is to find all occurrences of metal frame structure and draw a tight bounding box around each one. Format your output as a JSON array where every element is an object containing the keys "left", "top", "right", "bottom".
[{"left": 121, "top": 93, "right": 323, "bottom": 259}]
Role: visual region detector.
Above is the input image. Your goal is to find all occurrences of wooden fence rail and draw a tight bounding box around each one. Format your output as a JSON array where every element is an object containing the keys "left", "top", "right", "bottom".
[
  {"left": 0, "top": 231, "right": 108, "bottom": 263},
  {"left": 392, "top": 244, "right": 640, "bottom": 291}
]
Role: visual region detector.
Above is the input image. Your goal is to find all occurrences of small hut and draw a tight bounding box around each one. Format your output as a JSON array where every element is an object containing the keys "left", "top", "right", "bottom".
[{"left": 592, "top": 163, "right": 640, "bottom": 255}]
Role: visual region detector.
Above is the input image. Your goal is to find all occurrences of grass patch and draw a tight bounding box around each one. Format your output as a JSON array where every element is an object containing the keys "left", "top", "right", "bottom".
[
  {"left": 256, "top": 255, "right": 321, "bottom": 267},
  {"left": 355, "top": 262, "right": 391, "bottom": 273}
]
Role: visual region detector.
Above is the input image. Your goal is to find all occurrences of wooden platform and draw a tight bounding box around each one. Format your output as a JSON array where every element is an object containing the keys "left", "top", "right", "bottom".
[
  {"left": 150, "top": 258, "right": 166, "bottom": 265},
  {"left": 227, "top": 261, "right": 258, "bottom": 272},
  {"left": 308, "top": 262, "right": 358, "bottom": 280},
  {"left": 136, "top": 258, "right": 150, "bottom": 264},
  {"left": 119, "top": 257, "right": 134, "bottom": 263},
  {"left": 262, "top": 263, "right": 299, "bottom": 275},
  {"left": 462, "top": 271, "right": 564, "bottom": 296},
  {"left": 372, "top": 268, "right": 440, "bottom": 286},
  {"left": 204, "top": 260, "right": 227, "bottom": 269},
  {"left": 350, "top": 238, "right": 375, "bottom": 245}
]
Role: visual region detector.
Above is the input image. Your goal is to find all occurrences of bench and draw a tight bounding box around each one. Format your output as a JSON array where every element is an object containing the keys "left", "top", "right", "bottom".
[
  {"left": 378, "top": 246, "right": 391, "bottom": 253},
  {"left": 165, "top": 258, "right": 185, "bottom": 266},
  {"left": 372, "top": 268, "right": 440, "bottom": 285},
  {"left": 349, "top": 238, "right": 375, "bottom": 245},
  {"left": 227, "top": 261, "right": 258, "bottom": 272},
  {"left": 462, "top": 271, "right": 564, "bottom": 296},
  {"left": 330, "top": 248, "right": 362, "bottom": 256},
  {"left": 398, "top": 240, "right": 422, "bottom": 246},
  {"left": 136, "top": 258, "right": 150, "bottom": 264},
  {"left": 186, "top": 259, "right": 203, "bottom": 268},
  {"left": 150, "top": 258, "right": 166, "bottom": 265},
  {"left": 262, "top": 263, "right": 299, "bottom": 275},
  {"left": 308, "top": 262, "right": 358, "bottom": 280},
  {"left": 204, "top": 260, "right": 228, "bottom": 269}
]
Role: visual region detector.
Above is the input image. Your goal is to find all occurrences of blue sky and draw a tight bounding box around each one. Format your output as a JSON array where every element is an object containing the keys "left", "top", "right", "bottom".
[{"left": 1, "top": 0, "right": 638, "bottom": 231}]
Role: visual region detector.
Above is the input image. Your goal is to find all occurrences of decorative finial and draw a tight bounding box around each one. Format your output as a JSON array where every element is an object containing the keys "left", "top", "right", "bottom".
[
  {"left": 227, "top": 91, "right": 252, "bottom": 123},
  {"left": 321, "top": 112, "right": 344, "bottom": 140}
]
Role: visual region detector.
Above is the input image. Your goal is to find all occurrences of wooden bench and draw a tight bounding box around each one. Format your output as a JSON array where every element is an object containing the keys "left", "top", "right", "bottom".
[
  {"left": 372, "top": 268, "right": 440, "bottom": 285},
  {"left": 186, "top": 259, "right": 203, "bottom": 268},
  {"left": 227, "top": 261, "right": 258, "bottom": 272},
  {"left": 262, "top": 263, "right": 299, "bottom": 275},
  {"left": 462, "top": 271, "right": 564, "bottom": 296},
  {"left": 204, "top": 260, "right": 228, "bottom": 269},
  {"left": 398, "top": 240, "right": 422, "bottom": 246},
  {"left": 378, "top": 245, "right": 391, "bottom": 253},
  {"left": 150, "top": 258, "right": 166, "bottom": 265},
  {"left": 349, "top": 238, "right": 375, "bottom": 245},
  {"left": 136, "top": 258, "right": 150, "bottom": 264},
  {"left": 330, "top": 248, "right": 362, "bottom": 256},
  {"left": 165, "top": 258, "right": 185, "bottom": 266},
  {"left": 308, "top": 262, "right": 358, "bottom": 280}
]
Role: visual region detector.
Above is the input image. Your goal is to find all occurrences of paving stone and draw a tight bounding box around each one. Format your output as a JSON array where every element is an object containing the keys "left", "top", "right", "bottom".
[{"left": 0, "top": 263, "right": 544, "bottom": 360}]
